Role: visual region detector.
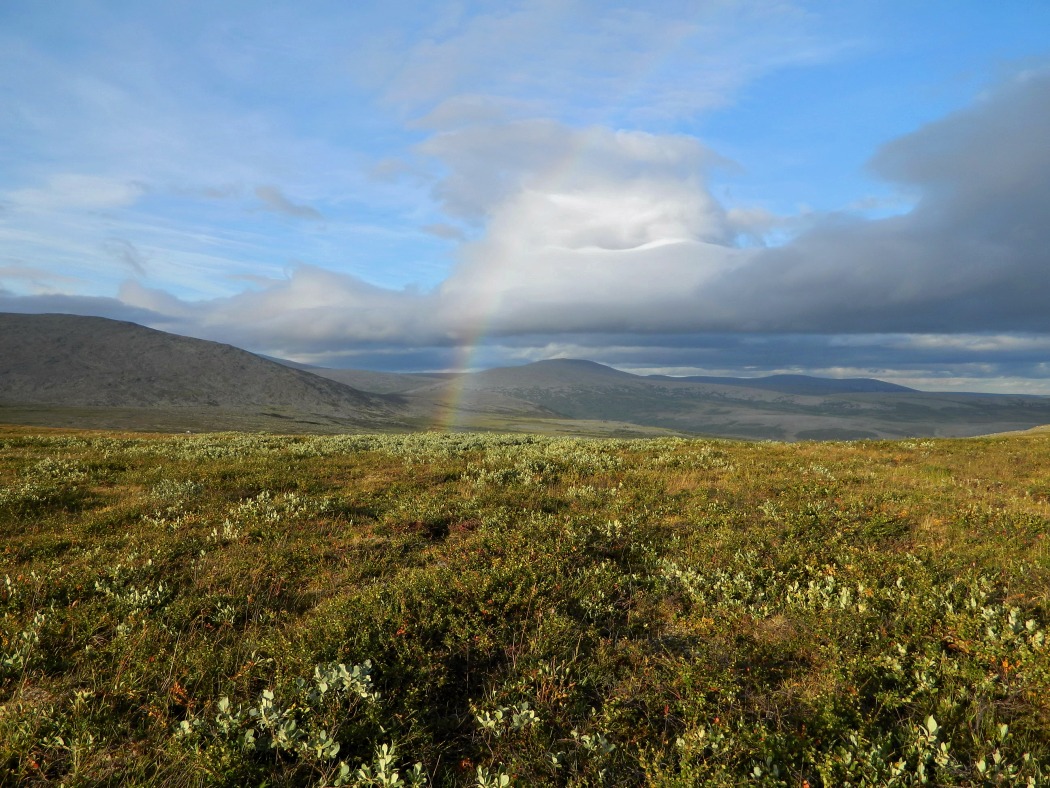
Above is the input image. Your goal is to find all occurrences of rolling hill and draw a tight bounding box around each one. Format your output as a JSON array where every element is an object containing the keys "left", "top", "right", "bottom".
[
  {"left": 428, "top": 359, "right": 1050, "bottom": 440},
  {"left": 0, "top": 313, "right": 406, "bottom": 431},
  {"left": 4, "top": 314, "right": 1050, "bottom": 439},
  {"left": 281, "top": 357, "right": 1050, "bottom": 440}
]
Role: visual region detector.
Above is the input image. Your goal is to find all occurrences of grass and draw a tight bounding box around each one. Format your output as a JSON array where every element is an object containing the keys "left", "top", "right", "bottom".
[{"left": 1, "top": 425, "right": 1049, "bottom": 785}]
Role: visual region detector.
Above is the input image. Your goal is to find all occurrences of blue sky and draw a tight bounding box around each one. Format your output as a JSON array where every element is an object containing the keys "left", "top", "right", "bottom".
[{"left": 2, "top": 1, "right": 1050, "bottom": 391}]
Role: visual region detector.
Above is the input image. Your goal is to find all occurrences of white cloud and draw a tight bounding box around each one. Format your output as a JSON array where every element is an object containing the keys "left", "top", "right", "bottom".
[
  {"left": 117, "top": 266, "right": 438, "bottom": 351},
  {"left": 9, "top": 174, "right": 145, "bottom": 211},
  {"left": 422, "top": 121, "right": 753, "bottom": 335},
  {"left": 418, "top": 119, "right": 731, "bottom": 219}
]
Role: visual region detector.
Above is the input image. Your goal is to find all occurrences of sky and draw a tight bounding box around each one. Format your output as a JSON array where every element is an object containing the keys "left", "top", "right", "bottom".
[{"left": 2, "top": 1, "right": 1050, "bottom": 392}]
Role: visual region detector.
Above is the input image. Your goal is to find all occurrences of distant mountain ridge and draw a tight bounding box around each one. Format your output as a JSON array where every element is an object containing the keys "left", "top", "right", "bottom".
[
  {"left": 3, "top": 314, "right": 1050, "bottom": 440},
  {"left": 291, "top": 356, "right": 1050, "bottom": 440},
  {"left": 279, "top": 356, "right": 917, "bottom": 396},
  {"left": 645, "top": 371, "right": 916, "bottom": 395},
  {"left": 379, "top": 358, "right": 1050, "bottom": 440},
  {"left": 459, "top": 358, "right": 916, "bottom": 394}
]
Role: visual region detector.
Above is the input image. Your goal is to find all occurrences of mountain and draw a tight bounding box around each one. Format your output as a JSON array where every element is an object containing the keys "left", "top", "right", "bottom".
[
  {"left": 265, "top": 362, "right": 561, "bottom": 427},
  {"left": 283, "top": 365, "right": 448, "bottom": 396},
  {"left": 469, "top": 358, "right": 636, "bottom": 387},
  {"left": 3, "top": 316, "right": 1049, "bottom": 440},
  {"left": 392, "top": 359, "right": 1050, "bottom": 440},
  {"left": 646, "top": 372, "right": 916, "bottom": 395},
  {"left": 0, "top": 313, "right": 405, "bottom": 431}
]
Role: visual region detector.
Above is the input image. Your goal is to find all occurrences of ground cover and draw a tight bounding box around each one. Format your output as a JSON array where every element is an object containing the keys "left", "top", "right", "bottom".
[{"left": 1, "top": 426, "right": 1048, "bottom": 785}]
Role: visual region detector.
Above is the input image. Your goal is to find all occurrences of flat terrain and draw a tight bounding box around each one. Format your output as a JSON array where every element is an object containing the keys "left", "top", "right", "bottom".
[{"left": 1, "top": 426, "right": 1049, "bottom": 785}]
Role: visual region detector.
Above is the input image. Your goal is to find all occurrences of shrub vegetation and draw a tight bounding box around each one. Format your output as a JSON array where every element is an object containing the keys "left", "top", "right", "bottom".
[{"left": 1, "top": 426, "right": 1048, "bottom": 785}]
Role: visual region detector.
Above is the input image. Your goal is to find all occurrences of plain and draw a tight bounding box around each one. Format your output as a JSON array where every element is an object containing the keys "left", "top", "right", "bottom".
[{"left": 1, "top": 426, "right": 1049, "bottom": 785}]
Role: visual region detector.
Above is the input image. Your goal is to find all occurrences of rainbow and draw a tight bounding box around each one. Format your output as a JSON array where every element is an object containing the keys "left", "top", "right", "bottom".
[
  {"left": 430, "top": 339, "right": 484, "bottom": 432},
  {"left": 426, "top": 23, "right": 694, "bottom": 431}
]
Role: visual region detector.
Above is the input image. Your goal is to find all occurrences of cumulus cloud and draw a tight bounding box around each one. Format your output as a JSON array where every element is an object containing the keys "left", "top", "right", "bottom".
[
  {"left": 254, "top": 185, "right": 323, "bottom": 220},
  {"left": 704, "top": 70, "right": 1050, "bottom": 333},
  {"left": 416, "top": 120, "right": 756, "bottom": 335},
  {"left": 417, "top": 119, "right": 731, "bottom": 222},
  {"left": 423, "top": 70, "right": 1050, "bottom": 337},
  {"left": 116, "top": 267, "right": 437, "bottom": 353}
]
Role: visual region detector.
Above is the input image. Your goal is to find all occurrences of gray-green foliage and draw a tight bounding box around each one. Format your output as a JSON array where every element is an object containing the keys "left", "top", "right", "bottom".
[
  {"left": 1, "top": 427, "right": 1049, "bottom": 785},
  {"left": 0, "top": 456, "right": 89, "bottom": 516},
  {"left": 178, "top": 661, "right": 382, "bottom": 780}
]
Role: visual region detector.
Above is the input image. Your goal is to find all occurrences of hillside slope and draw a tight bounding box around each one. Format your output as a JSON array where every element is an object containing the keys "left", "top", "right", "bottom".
[
  {"left": 436, "top": 359, "right": 1050, "bottom": 440},
  {"left": 0, "top": 313, "right": 403, "bottom": 429},
  {"left": 4, "top": 316, "right": 1049, "bottom": 439}
]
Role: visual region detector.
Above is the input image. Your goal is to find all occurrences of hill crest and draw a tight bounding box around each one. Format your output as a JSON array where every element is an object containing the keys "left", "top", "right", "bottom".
[{"left": 0, "top": 313, "right": 398, "bottom": 425}]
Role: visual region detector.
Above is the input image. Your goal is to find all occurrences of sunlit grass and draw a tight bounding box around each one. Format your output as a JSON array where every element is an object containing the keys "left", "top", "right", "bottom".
[{"left": 1, "top": 426, "right": 1048, "bottom": 785}]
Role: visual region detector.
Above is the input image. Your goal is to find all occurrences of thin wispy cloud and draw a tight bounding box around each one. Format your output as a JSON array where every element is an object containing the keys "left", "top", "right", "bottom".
[
  {"left": 102, "top": 238, "right": 149, "bottom": 276},
  {"left": 254, "top": 186, "right": 323, "bottom": 221},
  {"left": 421, "top": 223, "right": 466, "bottom": 241}
]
